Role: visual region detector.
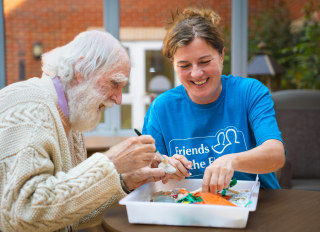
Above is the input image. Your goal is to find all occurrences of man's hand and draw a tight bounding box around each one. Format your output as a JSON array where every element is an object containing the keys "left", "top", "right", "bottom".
[
  {"left": 105, "top": 135, "right": 156, "bottom": 173},
  {"left": 121, "top": 167, "right": 166, "bottom": 190}
]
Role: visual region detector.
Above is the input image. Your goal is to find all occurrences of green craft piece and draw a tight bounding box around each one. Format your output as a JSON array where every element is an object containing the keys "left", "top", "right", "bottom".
[
  {"left": 221, "top": 189, "right": 227, "bottom": 196},
  {"left": 219, "top": 178, "right": 238, "bottom": 196},
  {"left": 245, "top": 200, "right": 253, "bottom": 207},
  {"left": 177, "top": 193, "right": 203, "bottom": 203},
  {"left": 229, "top": 178, "right": 237, "bottom": 188}
]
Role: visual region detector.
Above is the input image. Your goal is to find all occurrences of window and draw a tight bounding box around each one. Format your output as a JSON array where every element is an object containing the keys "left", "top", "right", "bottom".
[{"left": 145, "top": 50, "right": 174, "bottom": 94}]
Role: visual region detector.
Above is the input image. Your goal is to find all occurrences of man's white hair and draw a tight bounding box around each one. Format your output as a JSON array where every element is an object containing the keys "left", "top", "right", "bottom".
[{"left": 41, "top": 30, "right": 128, "bottom": 83}]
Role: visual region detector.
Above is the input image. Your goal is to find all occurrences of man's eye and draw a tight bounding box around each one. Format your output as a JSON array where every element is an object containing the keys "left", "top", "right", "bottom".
[{"left": 112, "top": 81, "right": 119, "bottom": 88}]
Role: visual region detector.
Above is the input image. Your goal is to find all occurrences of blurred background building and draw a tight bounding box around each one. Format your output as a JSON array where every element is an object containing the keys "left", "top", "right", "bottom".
[{"left": 1, "top": 0, "right": 318, "bottom": 139}]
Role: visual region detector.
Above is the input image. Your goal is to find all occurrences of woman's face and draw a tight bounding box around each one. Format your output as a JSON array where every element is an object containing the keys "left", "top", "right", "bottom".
[{"left": 173, "top": 37, "right": 225, "bottom": 104}]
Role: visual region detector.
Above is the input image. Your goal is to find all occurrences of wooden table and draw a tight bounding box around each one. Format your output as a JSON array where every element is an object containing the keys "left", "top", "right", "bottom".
[{"left": 103, "top": 189, "right": 320, "bottom": 232}]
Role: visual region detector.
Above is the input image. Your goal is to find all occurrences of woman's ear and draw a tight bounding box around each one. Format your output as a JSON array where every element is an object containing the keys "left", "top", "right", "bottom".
[{"left": 221, "top": 47, "right": 226, "bottom": 62}]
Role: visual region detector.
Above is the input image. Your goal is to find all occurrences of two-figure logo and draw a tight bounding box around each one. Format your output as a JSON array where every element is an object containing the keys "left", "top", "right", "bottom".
[
  {"left": 212, "top": 127, "right": 242, "bottom": 154},
  {"left": 169, "top": 126, "right": 248, "bottom": 176}
]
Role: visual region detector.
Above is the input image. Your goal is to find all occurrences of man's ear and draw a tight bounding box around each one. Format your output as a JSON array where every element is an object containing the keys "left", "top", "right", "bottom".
[
  {"left": 74, "top": 57, "right": 85, "bottom": 84},
  {"left": 74, "top": 71, "right": 84, "bottom": 84}
]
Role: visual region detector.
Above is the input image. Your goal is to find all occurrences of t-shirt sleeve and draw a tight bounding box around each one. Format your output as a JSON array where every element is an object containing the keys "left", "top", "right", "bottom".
[
  {"left": 142, "top": 100, "right": 168, "bottom": 155},
  {"left": 247, "top": 80, "right": 283, "bottom": 146}
]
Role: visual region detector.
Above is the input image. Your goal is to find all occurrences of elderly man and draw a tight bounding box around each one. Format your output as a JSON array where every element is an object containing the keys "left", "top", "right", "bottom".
[{"left": 0, "top": 30, "right": 165, "bottom": 232}]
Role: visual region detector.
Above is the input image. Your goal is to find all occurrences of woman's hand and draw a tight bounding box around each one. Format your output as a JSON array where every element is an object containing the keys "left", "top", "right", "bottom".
[
  {"left": 161, "top": 154, "right": 193, "bottom": 184},
  {"left": 202, "top": 154, "right": 235, "bottom": 194},
  {"left": 104, "top": 135, "right": 156, "bottom": 173}
]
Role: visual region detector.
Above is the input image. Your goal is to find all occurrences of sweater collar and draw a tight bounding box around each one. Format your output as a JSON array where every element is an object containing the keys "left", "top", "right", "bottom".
[{"left": 51, "top": 77, "right": 69, "bottom": 119}]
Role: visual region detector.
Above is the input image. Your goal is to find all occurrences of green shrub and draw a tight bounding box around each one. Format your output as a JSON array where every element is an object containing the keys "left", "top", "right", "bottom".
[{"left": 249, "top": 0, "right": 320, "bottom": 89}]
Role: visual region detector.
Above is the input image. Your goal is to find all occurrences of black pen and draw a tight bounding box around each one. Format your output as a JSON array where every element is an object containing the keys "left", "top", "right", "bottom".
[
  {"left": 134, "top": 128, "right": 167, "bottom": 163},
  {"left": 134, "top": 129, "right": 191, "bottom": 176},
  {"left": 134, "top": 128, "right": 142, "bottom": 136}
]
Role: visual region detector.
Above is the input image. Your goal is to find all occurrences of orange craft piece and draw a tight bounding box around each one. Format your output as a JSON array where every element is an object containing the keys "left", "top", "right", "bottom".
[
  {"left": 194, "top": 192, "right": 237, "bottom": 206},
  {"left": 179, "top": 189, "right": 190, "bottom": 194}
]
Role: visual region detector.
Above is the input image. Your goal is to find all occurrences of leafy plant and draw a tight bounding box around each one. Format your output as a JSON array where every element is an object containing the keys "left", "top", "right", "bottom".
[
  {"left": 280, "top": 1, "right": 320, "bottom": 89},
  {"left": 249, "top": 0, "right": 320, "bottom": 89}
]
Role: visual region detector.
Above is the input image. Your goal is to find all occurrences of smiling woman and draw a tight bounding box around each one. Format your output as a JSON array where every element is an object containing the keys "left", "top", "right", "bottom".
[
  {"left": 163, "top": 8, "right": 225, "bottom": 105},
  {"left": 142, "top": 7, "right": 285, "bottom": 194},
  {"left": 173, "top": 38, "right": 224, "bottom": 104}
]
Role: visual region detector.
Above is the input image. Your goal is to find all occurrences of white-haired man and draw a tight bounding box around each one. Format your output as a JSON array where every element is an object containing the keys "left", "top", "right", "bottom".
[{"left": 0, "top": 30, "right": 165, "bottom": 232}]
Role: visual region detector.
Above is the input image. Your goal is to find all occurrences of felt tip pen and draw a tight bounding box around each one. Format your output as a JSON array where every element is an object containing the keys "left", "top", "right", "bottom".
[
  {"left": 134, "top": 128, "right": 166, "bottom": 162},
  {"left": 133, "top": 129, "right": 191, "bottom": 176}
]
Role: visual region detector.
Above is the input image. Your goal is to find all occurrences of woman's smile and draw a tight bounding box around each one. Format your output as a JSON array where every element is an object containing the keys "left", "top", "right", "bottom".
[{"left": 192, "top": 77, "right": 209, "bottom": 86}]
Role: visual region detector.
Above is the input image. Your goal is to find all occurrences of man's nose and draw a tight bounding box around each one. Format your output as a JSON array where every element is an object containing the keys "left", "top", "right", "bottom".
[{"left": 111, "top": 91, "right": 122, "bottom": 105}]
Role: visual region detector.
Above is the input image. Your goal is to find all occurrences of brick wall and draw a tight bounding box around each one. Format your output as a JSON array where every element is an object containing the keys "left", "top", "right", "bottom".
[
  {"left": 4, "top": 0, "right": 103, "bottom": 84},
  {"left": 120, "top": 0, "right": 231, "bottom": 27},
  {"left": 3, "top": 0, "right": 313, "bottom": 85}
]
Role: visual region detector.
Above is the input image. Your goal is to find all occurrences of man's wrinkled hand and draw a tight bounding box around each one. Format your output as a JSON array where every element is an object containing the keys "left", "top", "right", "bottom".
[
  {"left": 104, "top": 135, "right": 156, "bottom": 173},
  {"left": 121, "top": 167, "right": 166, "bottom": 190}
]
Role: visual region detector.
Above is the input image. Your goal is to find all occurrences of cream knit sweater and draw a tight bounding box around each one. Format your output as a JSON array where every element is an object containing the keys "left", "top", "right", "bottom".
[{"left": 0, "top": 76, "right": 126, "bottom": 232}]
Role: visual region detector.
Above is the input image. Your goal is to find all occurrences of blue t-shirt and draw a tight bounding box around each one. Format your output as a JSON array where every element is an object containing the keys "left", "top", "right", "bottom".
[{"left": 143, "top": 75, "right": 283, "bottom": 189}]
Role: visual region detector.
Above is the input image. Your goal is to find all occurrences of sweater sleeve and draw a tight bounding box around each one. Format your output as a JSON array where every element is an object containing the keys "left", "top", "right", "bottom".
[
  {"left": 77, "top": 187, "right": 126, "bottom": 230},
  {"left": 0, "top": 102, "right": 124, "bottom": 232}
]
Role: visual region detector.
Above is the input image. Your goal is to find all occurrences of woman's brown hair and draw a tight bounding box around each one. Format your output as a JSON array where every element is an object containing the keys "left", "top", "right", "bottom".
[{"left": 162, "top": 7, "right": 225, "bottom": 61}]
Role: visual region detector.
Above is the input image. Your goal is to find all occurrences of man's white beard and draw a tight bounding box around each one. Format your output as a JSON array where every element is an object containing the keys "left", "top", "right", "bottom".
[{"left": 66, "top": 79, "right": 114, "bottom": 132}]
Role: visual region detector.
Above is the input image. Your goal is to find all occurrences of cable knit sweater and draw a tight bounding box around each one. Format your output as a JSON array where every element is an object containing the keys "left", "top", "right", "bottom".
[{"left": 0, "top": 76, "right": 126, "bottom": 232}]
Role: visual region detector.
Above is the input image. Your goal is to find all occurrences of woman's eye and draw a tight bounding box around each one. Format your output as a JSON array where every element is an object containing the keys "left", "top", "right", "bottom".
[
  {"left": 200, "top": 60, "right": 211, "bottom": 64},
  {"left": 179, "top": 64, "right": 190, "bottom": 69}
]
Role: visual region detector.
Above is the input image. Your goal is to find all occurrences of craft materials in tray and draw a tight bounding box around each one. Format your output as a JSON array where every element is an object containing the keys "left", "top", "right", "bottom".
[{"left": 119, "top": 178, "right": 260, "bottom": 228}]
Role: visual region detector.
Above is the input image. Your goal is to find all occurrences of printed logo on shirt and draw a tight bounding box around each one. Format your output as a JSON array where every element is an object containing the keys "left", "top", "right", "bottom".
[{"left": 168, "top": 126, "right": 248, "bottom": 178}]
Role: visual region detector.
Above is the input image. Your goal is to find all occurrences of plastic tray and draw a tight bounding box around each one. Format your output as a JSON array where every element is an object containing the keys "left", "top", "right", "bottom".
[{"left": 119, "top": 179, "right": 260, "bottom": 228}]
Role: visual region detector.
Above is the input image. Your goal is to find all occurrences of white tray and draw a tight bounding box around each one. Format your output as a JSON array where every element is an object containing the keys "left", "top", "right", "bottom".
[{"left": 119, "top": 179, "right": 260, "bottom": 228}]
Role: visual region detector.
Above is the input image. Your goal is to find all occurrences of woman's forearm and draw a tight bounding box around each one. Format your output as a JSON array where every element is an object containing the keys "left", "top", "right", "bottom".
[{"left": 232, "top": 139, "right": 285, "bottom": 174}]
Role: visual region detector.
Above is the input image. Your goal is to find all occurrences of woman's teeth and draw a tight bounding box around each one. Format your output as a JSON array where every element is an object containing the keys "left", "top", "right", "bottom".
[{"left": 193, "top": 78, "right": 208, "bottom": 85}]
